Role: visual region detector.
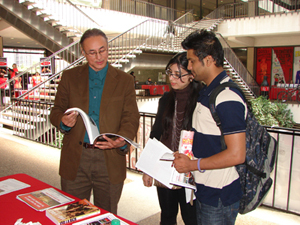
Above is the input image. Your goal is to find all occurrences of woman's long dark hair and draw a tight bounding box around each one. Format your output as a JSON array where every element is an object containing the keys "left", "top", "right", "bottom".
[{"left": 162, "top": 52, "right": 202, "bottom": 140}]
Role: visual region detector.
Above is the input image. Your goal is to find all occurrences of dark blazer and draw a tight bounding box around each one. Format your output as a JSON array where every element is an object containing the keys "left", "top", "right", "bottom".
[
  {"left": 150, "top": 92, "right": 169, "bottom": 140},
  {"left": 50, "top": 63, "right": 140, "bottom": 184}
]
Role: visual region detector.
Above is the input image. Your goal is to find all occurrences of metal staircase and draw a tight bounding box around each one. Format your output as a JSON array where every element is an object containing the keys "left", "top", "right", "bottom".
[
  {"left": 1, "top": 0, "right": 71, "bottom": 52},
  {"left": 0, "top": 1, "right": 259, "bottom": 146}
]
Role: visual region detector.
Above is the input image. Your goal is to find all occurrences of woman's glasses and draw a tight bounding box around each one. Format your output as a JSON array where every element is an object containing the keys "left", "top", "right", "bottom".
[{"left": 166, "top": 69, "right": 190, "bottom": 79}]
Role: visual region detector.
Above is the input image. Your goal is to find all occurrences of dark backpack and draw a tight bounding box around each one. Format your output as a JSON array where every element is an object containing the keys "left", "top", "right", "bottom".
[{"left": 209, "top": 82, "right": 278, "bottom": 214}]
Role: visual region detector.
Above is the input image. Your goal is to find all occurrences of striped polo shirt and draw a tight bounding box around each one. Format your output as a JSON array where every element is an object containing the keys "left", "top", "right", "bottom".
[{"left": 192, "top": 70, "right": 247, "bottom": 207}]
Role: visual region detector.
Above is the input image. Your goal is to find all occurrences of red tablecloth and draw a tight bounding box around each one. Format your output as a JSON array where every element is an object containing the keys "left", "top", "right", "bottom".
[
  {"left": 269, "top": 86, "right": 299, "bottom": 100},
  {"left": 141, "top": 85, "right": 170, "bottom": 95},
  {"left": 0, "top": 174, "right": 137, "bottom": 225},
  {"left": 0, "top": 77, "right": 8, "bottom": 89}
]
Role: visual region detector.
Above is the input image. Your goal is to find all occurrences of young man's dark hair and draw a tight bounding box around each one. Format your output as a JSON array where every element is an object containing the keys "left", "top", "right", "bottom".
[{"left": 181, "top": 29, "right": 224, "bottom": 67}]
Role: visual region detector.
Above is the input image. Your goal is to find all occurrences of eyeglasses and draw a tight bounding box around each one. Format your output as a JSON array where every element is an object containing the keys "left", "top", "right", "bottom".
[
  {"left": 165, "top": 69, "right": 190, "bottom": 79},
  {"left": 84, "top": 48, "right": 107, "bottom": 57}
]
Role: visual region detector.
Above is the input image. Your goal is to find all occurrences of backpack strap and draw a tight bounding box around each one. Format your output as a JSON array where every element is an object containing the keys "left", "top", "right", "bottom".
[{"left": 209, "top": 82, "right": 246, "bottom": 151}]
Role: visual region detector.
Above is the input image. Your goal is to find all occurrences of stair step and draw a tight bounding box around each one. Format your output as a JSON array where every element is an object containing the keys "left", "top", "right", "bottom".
[
  {"left": 36, "top": 12, "right": 51, "bottom": 18},
  {"left": 0, "top": 118, "right": 35, "bottom": 130},
  {"left": 111, "top": 64, "right": 122, "bottom": 68},
  {"left": 27, "top": 5, "right": 43, "bottom": 12},
  {"left": 14, "top": 106, "right": 51, "bottom": 115},
  {"left": 19, "top": 0, "right": 35, "bottom": 6},
  {"left": 27, "top": 95, "right": 56, "bottom": 101},
  {"left": 125, "top": 54, "right": 136, "bottom": 59},
  {"left": 44, "top": 18, "right": 60, "bottom": 24},
  {"left": 45, "top": 83, "right": 59, "bottom": 88},
  {"left": 1, "top": 112, "right": 46, "bottom": 122},
  {"left": 38, "top": 89, "right": 57, "bottom": 94},
  {"left": 118, "top": 59, "right": 130, "bottom": 63},
  {"left": 132, "top": 49, "right": 143, "bottom": 54}
]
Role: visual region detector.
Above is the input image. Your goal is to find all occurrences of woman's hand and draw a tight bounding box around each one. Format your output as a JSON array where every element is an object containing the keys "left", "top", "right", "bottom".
[{"left": 142, "top": 173, "right": 153, "bottom": 187}]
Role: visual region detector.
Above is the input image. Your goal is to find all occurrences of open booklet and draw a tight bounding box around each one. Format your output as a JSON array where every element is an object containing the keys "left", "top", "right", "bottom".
[
  {"left": 136, "top": 130, "right": 196, "bottom": 191},
  {"left": 64, "top": 107, "right": 140, "bottom": 148}
]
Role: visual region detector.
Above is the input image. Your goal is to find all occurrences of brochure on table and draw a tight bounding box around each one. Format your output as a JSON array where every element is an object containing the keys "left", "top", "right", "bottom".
[
  {"left": 0, "top": 178, "right": 30, "bottom": 196},
  {"left": 17, "top": 188, "right": 74, "bottom": 211},
  {"left": 46, "top": 199, "right": 100, "bottom": 225}
]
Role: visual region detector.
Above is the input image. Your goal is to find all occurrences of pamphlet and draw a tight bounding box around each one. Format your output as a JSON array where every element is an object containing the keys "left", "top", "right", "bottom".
[
  {"left": 64, "top": 107, "right": 140, "bottom": 148},
  {"left": 17, "top": 188, "right": 74, "bottom": 211},
  {"left": 0, "top": 178, "right": 30, "bottom": 196},
  {"left": 169, "top": 130, "right": 196, "bottom": 190},
  {"left": 72, "top": 212, "right": 129, "bottom": 225},
  {"left": 46, "top": 199, "right": 100, "bottom": 225}
]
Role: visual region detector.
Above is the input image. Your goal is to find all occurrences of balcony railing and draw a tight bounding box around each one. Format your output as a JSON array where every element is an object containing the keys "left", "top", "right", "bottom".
[
  {"left": 95, "top": 0, "right": 188, "bottom": 21},
  {"left": 10, "top": 97, "right": 300, "bottom": 216},
  {"left": 205, "top": 0, "right": 299, "bottom": 20}
]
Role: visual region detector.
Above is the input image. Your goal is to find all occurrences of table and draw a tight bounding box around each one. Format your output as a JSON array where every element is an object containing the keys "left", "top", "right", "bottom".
[
  {"left": 269, "top": 86, "right": 299, "bottom": 100},
  {"left": 141, "top": 85, "right": 170, "bottom": 96},
  {"left": 0, "top": 174, "right": 137, "bottom": 225},
  {"left": 0, "top": 77, "right": 8, "bottom": 89}
]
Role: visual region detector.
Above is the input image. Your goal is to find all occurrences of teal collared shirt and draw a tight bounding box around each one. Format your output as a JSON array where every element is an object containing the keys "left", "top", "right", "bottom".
[
  {"left": 84, "top": 63, "right": 108, "bottom": 143},
  {"left": 60, "top": 63, "right": 108, "bottom": 144}
]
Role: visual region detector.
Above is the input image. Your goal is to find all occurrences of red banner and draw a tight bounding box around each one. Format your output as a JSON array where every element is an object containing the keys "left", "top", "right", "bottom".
[
  {"left": 273, "top": 47, "right": 294, "bottom": 84},
  {"left": 256, "top": 48, "right": 272, "bottom": 85}
]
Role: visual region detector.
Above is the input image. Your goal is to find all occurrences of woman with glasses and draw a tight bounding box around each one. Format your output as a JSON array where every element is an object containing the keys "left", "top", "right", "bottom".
[{"left": 143, "top": 52, "right": 201, "bottom": 225}]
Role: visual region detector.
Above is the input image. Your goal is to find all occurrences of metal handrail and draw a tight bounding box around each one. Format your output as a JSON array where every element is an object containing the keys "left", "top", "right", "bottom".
[
  {"left": 0, "top": 40, "right": 81, "bottom": 89},
  {"left": 174, "top": 9, "right": 194, "bottom": 24},
  {"left": 31, "top": 0, "right": 100, "bottom": 34},
  {"left": 216, "top": 33, "right": 260, "bottom": 97},
  {"left": 65, "top": 0, "right": 100, "bottom": 27},
  {"left": 1, "top": 16, "right": 198, "bottom": 114}
]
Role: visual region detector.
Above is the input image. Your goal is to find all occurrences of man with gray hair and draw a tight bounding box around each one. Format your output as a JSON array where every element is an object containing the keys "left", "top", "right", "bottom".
[{"left": 50, "top": 28, "right": 140, "bottom": 214}]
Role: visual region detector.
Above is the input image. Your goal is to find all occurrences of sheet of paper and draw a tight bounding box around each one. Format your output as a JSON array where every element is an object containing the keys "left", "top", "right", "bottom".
[
  {"left": 0, "top": 179, "right": 30, "bottom": 196},
  {"left": 136, "top": 138, "right": 174, "bottom": 189}
]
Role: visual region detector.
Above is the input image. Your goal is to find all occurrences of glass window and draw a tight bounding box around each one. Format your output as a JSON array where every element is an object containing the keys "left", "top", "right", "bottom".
[
  {"left": 152, "top": 0, "right": 167, "bottom": 7},
  {"left": 3, "top": 48, "right": 45, "bottom": 72},
  {"left": 176, "top": 0, "right": 185, "bottom": 12},
  {"left": 232, "top": 47, "right": 247, "bottom": 68},
  {"left": 187, "top": 0, "right": 200, "bottom": 20},
  {"left": 202, "top": 0, "right": 216, "bottom": 17}
]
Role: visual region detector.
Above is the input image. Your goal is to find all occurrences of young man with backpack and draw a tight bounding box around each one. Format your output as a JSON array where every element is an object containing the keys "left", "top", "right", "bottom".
[{"left": 173, "top": 29, "right": 247, "bottom": 224}]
